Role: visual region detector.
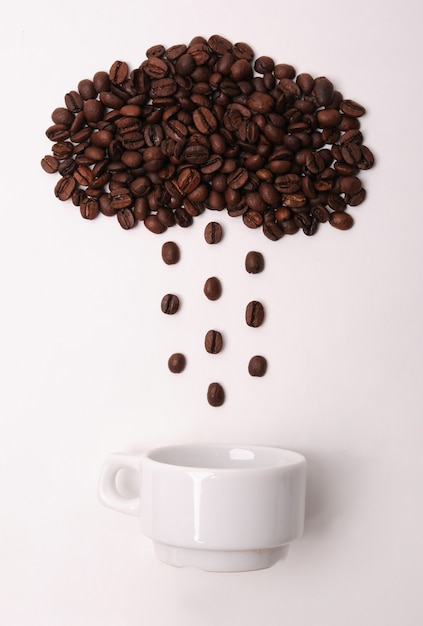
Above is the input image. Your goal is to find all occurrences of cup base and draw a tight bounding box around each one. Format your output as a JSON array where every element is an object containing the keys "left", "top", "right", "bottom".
[{"left": 153, "top": 542, "right": 289, "bottom": 572}]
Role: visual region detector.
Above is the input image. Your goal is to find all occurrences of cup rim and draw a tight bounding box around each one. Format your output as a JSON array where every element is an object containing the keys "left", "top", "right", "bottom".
[{"left": 144, "top": 443, "right": 306, "bottom": 471}]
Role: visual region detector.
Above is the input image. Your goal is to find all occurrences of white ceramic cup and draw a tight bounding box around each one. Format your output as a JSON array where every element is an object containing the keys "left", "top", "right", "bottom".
[{"left": 98, "top": 443, "right": 306, "bottom": 572}]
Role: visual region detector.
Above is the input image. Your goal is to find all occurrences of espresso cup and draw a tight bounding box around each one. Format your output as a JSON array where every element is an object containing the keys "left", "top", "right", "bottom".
[{"left": 98, "top": 443, "right": 306, "bottom": 572}]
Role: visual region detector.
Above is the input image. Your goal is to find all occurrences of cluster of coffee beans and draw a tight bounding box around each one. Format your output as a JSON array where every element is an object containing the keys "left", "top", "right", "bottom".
[
  {"left": 41, "top": 35, "right": 374, "bottom": 240},
  {"left": 161, "top": 223, "right": 267, "bottom": 406}
]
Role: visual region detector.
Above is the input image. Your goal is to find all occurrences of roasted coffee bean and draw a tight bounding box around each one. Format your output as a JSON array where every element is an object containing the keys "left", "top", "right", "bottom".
[
  {"left": 192, "top": 107, "right": 218, "bottom": 134},
  {"left": 227, "top": 167, "right": 249, "bottom": 190},
  {"left": 345, "top": 188, "right": 366, "bottom": 206},
  {"left": 54, "top": 176, "right": 76, "bottom": 201},
  {"left": 340, "top": 99, "right": 366, "bottom": 117},
  {"left": 245, "top": 251, "right": 264, "bottom": 273},
  {"left": 208, "top": 34, "right": 233, "bottom": 55},
  {"left": 357, "top": 145, "right": 375, "bottom": 170},
  {"left": 247, "top": 91, "right": 274, "bottom": 113},
  {"left": 177, "top": 167, "right": 201, "bottom": 194},
  {"left": 109, "top": 60, "right": 128, "bottom": 84},
  {"left": 243, "top": 210, "right": 263, "bottom": 229},
  {"left": 248, "top": 355, "right": 267, "bottom": 377},
  {"left": 245, "top": 300, "right": 265, "bottom": 327},
  {"left": 207, "top": 382, "right": 225, "bottom": 407},
  {"left": 337, "top": 175, "right": 362, "bottom": 195},
  {"left": 168, "top": 353, "right": 186, "bottom": 373},
  {"left": 117, "top": 208, "right": 136, "bottom": 229},
  {"left": 145, "top": 215, "right": 167, "bottom": 234},
  {"left": 316, "top": 108, "right": 341, "bottom": 128},
  {"left": 204, "top": 276, "right": 222, "bottom": 301},
  {"left": 312, "top": 77, "right": 334, "bottom": 106},
  {"left": 205, "top": 329, "right": 223, "bottom": 354},
  {"left": 329, "top": 211, "right": 354, "bottom": 230},
  {"left": 45, "top": 124, "right": 70, "bottom": 142},
  {"left": 341, "top": 142, "right": 363, "bottom": 165},
  {"left": 161, "top": 293, "right": 180, "bottom": 314},
  {"left": 204, "top": 221, "right": 223, "bottom": 244},
  {"left": 311, "top": 204, "right": 330, "bottom": 223},
  {"left": 64, "top": 90, "right": 83, "bottom": 113},
  {"left": 80, "top": 197, "right": 99, "bottom": 220},
  {"left": 41, "top": 155, "right": 59, "bottom": 173},
  {"left": 110, "top": 187, "right": 133, "bottom": 209},
  {"left": 42, "top": 37, "right": 374, "bottom": 239},
  {"left": 161, "top": 241, "right": 180, "bottom": 265}
]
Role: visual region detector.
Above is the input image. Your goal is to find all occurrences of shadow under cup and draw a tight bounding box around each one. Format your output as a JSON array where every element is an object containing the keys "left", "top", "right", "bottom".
[{"left": 99, "top": 444, "right": 307, "bottom": 572}]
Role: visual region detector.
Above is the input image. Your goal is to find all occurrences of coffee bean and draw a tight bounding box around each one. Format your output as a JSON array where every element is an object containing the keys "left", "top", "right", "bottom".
[
  {"left": 340, "top": 99, "right": 366, "bottom": 117},
  {"left": 192, "top": 107, "right": 218, "bottom": 135},
  {"left": 177, "top": 167, "right": 201, "bottom": 194},
  {"left": 161, "top": 241, "right": 180, "bottom": 265},
  {"left": 54, "top": 176, "right": 76, "bottom": 201},
  {"left": 161, "top": 293, "right": 180, "bottom": 314},
  {"left": 144, "top": 215, "right": 167, "bottom": 234},
  {"left": 245, "top": 251, "right": 264, "bottom": 274},
  {"left": 207, "top": 382, "right": 225, "bottom": 407},
  {"left": 245, "top": 300, "right": 265, "bottom": 327},
  {"left": 80, "top": 197, "right": 99, "bottom": 220},
  {"left": 204, "top": 221, "right": 223, "bottom": 244},
  {"left": 41, "top": 155, "right": 59, "bottom": 173},
  {"left": 263, "top": 220, "right": 284, "bottom": 240},
  {"left": 204, "top": 276, "right": 222, "bottom": 301},
  {"left": 205, "top": 330, "right": 223, "bottom": 354},
  {"left": 117, "top": 208, "right": 136, "bottom": 230},
  {"left": 168, "top": 353, "right": 186, "bottom": 373},
  {"left": 329, "top": 211, "right": 354, "bottom": 230},
  {"left": 248, "top": 355, "right": 267, "bottom": 377},
  {"left": 312, "top": 77, "right": 334, "bottom": 106},
  {"left": 109, "top": 60, "right": 128, "bottom": 85}
]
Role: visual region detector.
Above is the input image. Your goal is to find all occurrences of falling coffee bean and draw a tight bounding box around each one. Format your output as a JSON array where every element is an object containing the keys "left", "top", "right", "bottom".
[
  {"left": 245, "top": 300, "right": 265, "bottom": 327},
  {"left": 207, "top": 382, "right": 225, "bottom": 407},
  {"left": 204, "top": 330, "right": 223, "bottom": 354},
  {"left": 161, "top": 293, "right": 180, "bottom": 314},
  {"left": 204, "top": 276, "right": 222, "bottom": 301},
  {"left": 161, "top": 241, "right": 180, "bottom": 265},
  {"left": 204, "top": 221, "right": 223, "bottom": 244},
  {"left": 245, "top": 251, "right": 264, "bottom": 274},
  {"left": 248, "top": 355, "right": 267, "bottom": 377},
  {"left": 168, "top": 353, "right": 186, "bottom": 373}
]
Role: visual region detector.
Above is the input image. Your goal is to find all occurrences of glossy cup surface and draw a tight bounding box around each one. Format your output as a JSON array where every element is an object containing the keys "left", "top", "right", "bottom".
[{"left": 99, "top": 444, "right": 306, "bottom": 572}]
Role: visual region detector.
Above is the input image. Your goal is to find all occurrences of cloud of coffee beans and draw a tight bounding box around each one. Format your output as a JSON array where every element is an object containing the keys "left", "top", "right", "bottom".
[{"left": 41, "top": 34, "right": 375, "bottom": 239}]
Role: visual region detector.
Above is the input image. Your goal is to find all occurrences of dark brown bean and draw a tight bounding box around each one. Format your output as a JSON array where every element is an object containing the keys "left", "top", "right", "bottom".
[
  {"left": 168, "top": 353, "right": 186, "bottom": 373},
  {"left": 41, "top": 155, "right": 59, "bottom": 173},
  {"left": 117, "top": 208, "right": 136, "bottom": 229},
  {"left": 80, "top": 197, "right": 100, "bottom": 220},
  {"left": 161, "top": 241, "right": 180, "bottom": 265},
  {"left": 245, "top": 300, "right": 265, "bottom": 327},
  {"left": 329, "top": 211, "right": 354, "bottom": 230},
  {"left": 54, "top": 176, "right": 76, "bottom": 201},
  {"left": 204, "top": 276, "right": 222, "bottom": 301},
  {"left": 207, "top": 382, "right": 225, "bottom": 407},
  {"left": 205, "top": 330, "right": 223, "bottom": 354},
  {"left": 161, "top": 293, "right": 180, "bottom": 314},
  {"left": 340, "top": 99, "right": 366, "bottom": 117},
  {"left": 204, "top": 221, "right": 223, "bottom": 244},
  {"left": 248, "top": 355, "right": 267, "bottom": 377},
  {"left": 245, "top": 251, "right": 264, "bottom": 274},
  {"left": 192, "top": 107, "right": 218, "bottom": 134}
]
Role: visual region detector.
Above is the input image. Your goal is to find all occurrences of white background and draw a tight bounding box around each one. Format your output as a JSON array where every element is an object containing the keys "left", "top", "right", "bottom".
[{"left": 1, "top": 1, "right": 422, "bottom": 624}]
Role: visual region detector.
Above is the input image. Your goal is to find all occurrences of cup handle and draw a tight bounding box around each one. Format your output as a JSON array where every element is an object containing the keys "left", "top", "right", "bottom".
[{"left": 98, "top": 453, "right": 142, "bottom": 516}]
